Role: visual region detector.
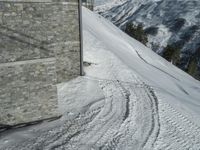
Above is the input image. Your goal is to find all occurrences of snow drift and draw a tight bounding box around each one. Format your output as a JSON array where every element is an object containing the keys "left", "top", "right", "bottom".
[{"left": 83, "top": 7, "right": 200, "bottom": 121}]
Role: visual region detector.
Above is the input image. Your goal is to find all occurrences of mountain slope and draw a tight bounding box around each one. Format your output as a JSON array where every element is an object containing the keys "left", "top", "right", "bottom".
[
  {"left": 95, "top": 0, "right": 200, "bottom": 79},
  {"left": 0, "top": 7, "right": 200, "bottom": 150},
  {"left": 88, "top": 6, "right": 200, "bottom": 117},
  {"left": 83, "top": 7, "right": 200, "bottom": 149}
]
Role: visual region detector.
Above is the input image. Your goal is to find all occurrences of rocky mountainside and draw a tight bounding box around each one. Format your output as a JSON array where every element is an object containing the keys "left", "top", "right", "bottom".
[{"left": 95, "top": 0, "right": 200, "bottom": 80}]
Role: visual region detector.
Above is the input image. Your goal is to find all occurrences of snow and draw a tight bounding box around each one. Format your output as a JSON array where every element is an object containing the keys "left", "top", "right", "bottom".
[
  {"left": 147, "top": 24, "right": 172, "bottom": 53},
  {"left": 83, "top": 7, "right": 200, "bottom": 119},
  {"left": 0, "top": 7, "right": 200, "bottom": 150}
]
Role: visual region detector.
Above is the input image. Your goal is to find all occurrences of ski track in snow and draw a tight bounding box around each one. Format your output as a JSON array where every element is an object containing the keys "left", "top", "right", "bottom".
[{"left": 1, "top": 8, "right": 200, "bottom": 150}]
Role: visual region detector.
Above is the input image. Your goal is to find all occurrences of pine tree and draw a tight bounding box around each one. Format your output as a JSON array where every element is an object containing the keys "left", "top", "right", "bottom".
[
  {"left": 162, "top": 45, "right": 180, "bottom": 65},
  {"left": 186, "top": 56, "right": 199, "bottom": 79},
  {"left": 125, "top": 22, "right": 148, "bottom": 45}
]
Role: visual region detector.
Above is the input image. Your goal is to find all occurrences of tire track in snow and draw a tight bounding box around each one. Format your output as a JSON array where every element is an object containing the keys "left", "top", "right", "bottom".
[
  {"left": 116, "top": 80, "right": 131, "bottom": 122},
  {"left": 143, "top": 87, "right": 160, "bottom": 148},
  {"left": 83, "top": 78, "right": 161, "bottom": 150},
  {"left": 2, "top": 74, "right": 199, "bottom": 150},
  {"left": 154, "top": 99, "right": 200, "bottom": 150}
]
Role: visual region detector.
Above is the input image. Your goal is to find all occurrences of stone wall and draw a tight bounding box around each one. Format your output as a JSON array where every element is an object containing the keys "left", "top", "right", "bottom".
[{"left": 0, "top": 0, "right": 81, "bottom": 126}]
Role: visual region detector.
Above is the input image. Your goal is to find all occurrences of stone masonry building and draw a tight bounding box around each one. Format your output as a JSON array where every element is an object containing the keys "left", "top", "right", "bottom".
[{"left": 0, "top": 0, "right": 83, "bottom": 127}]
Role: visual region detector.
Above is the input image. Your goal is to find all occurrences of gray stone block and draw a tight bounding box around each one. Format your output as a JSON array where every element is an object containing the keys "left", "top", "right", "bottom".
[{"left": 0, "top": 0, "right": 81, "bottom": 126}]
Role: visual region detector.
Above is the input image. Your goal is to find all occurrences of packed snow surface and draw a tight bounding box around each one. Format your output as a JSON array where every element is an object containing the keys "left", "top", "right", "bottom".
[{"left": 0, "top": 7, "right": 200, "bottom": 150}]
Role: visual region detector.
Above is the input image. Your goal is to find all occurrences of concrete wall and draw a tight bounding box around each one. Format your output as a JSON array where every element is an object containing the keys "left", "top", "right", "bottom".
[{"left": 0, "top": 0, "right": 81, "bottom": 126}]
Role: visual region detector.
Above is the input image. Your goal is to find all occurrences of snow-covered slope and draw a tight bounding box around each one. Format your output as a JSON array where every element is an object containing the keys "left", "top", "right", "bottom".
[
  {"left": 95, "top": 0, "right": 200, "bottom": 73},
  {"left": 87, "top": 6, "right": 200, "bottom": 117},
  {"left": 0, "top": 7, "right": 200, "bottom": 150}
]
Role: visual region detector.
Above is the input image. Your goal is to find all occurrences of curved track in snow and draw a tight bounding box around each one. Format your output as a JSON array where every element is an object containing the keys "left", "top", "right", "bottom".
[{"left": 0, "top": 76, "right": 162, "bottom": 150}]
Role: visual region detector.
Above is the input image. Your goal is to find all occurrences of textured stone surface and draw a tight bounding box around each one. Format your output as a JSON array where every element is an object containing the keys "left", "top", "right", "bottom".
[{"left": 0, "top": 0, "right": 81, "bottom": 125}]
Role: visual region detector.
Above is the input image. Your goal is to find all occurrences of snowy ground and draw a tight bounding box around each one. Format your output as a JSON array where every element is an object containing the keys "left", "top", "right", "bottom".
[{"left": 0, "top": 7, "right": 200, "bottom": 150}]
